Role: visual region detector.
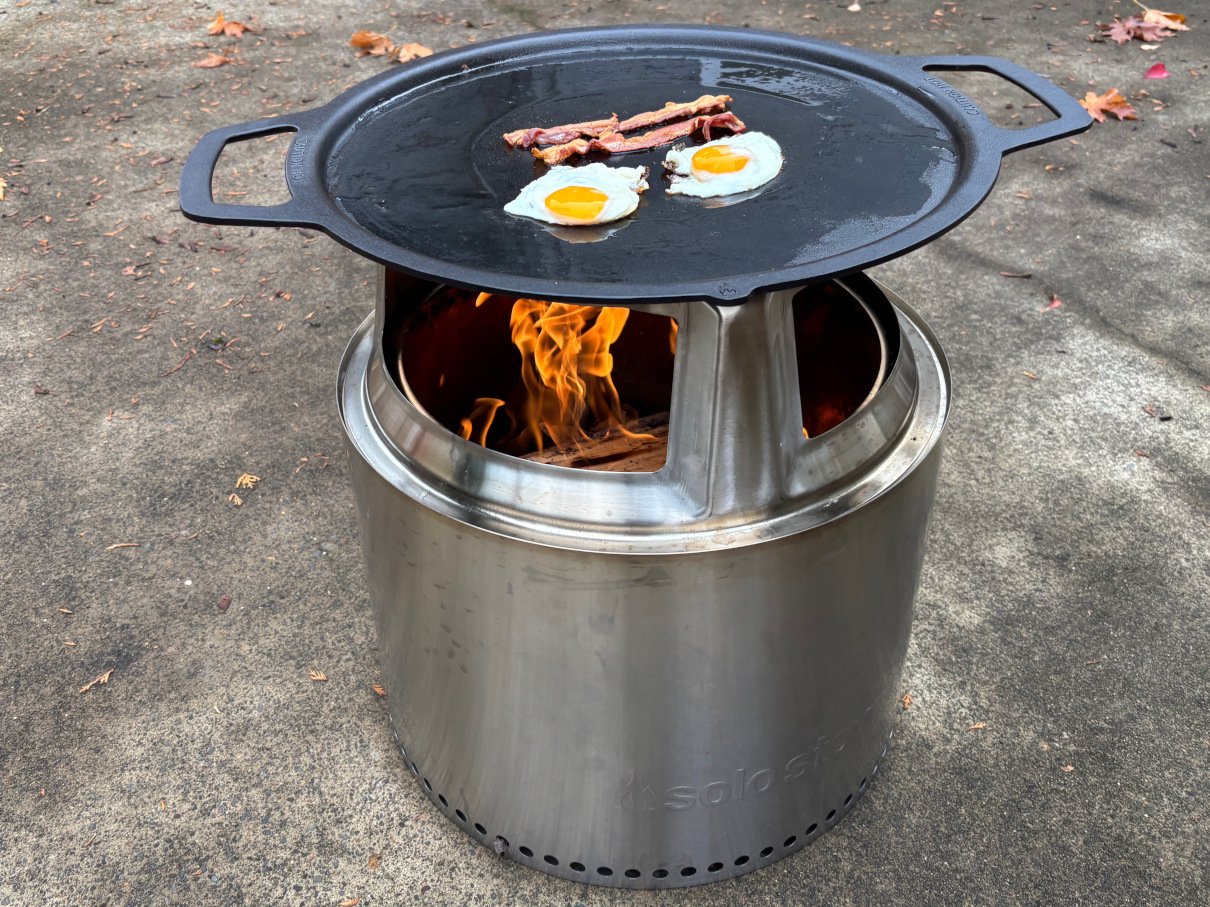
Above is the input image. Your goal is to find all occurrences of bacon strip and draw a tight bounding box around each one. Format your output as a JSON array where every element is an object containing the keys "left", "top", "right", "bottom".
[
  {"left": 615, "top": 94, "right": 732, "bottom": 133},
  {"left": 502, "top": 116, "right": 620, "bottom": 149},
  {"left": 533, "top": 112, "right": 747, "bottom": 166},
  {"left": 501, "top": 95, "right": 733, "bottom": 149}
]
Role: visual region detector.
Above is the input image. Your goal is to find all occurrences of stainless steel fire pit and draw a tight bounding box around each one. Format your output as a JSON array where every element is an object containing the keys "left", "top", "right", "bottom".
[
  {"left": 336, "top": 270, "right": 949, "bottom": 887},
  {"left": 180, "top": 21, "right": 1090, "bottom": 891}
]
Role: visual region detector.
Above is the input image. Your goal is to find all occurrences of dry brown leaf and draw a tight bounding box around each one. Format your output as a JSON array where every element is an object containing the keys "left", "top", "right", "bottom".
[
  {"left": 1080, "top": 88, "right": 1138, "bottom": 123},
  {"left": 394, "top": 42, "right": 433, "bottom": 63},
  {"left": 368, "top": 852, "right": 382, "bottom": 870},
  {"left": 193, "top": 53, "right": 233, "bottom": 69},
  {"left": 64, "top": 640, "right": 78, "bottom": 647},
  {"left": 0, "top": 176, "right": 6, "bottom": 201},
  {"left": 79, "top": 668, "right": 114, "bottom": 694},
  {"left": 900, "top": 692, "right": 913, "bottom": 711},
  {"left": 1061, "top": 764, "right": 1075, "bottom": 773},
  {"left": 228, "top": 492, "right": 243, "bottom": 506},
  {"left": 1142, "top": 9, "right": 1189, "bottom": 31},
  {"left": 308, "top": 669, "right": 328, "bottom": 682},
  {"left": 967, "top": 722, "right": 988, "bottom": 731},
  {"left": 351, "top": 30, "right": 395, "bottom": 56},
  {"left": 58, "top": 608, "right": 73, "bottom": 614},
  {"left": 235, "top": 472, "right": 260, "bottom": 490},
  {"left": 371, "top": 683, "right": 387, "bottom": 698},
  {"left": 207, "top": 11, "right": 252, "bottom": 38},
  {"left": 339, "top": 898, "right": 361, "bottom": 907}
]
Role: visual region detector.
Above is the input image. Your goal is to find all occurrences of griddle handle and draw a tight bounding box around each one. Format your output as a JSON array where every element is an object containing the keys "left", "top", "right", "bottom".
[
  {"left": 908, "top": 55, "right": 1093, "bottom": 154},
  {"left": 179, "top": 111, "right": 328, "bottom": 227}
]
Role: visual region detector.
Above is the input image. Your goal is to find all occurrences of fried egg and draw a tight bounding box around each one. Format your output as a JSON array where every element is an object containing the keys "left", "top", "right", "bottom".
[
  {"left": 504, "top": 164, "right": 649, "bottom": 226},
  {"left": 663, "top": 132, "right": 783, "bottom": 198}
]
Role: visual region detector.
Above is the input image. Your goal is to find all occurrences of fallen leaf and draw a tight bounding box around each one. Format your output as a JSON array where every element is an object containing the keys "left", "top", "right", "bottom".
[
  {"left": 1023, "top": 370, "right": 1039, "bottom": 380},
  {"left": 1133, "top": 449, "right": 1150, "bottom": 457},
  {"left": 228, "top": 492, "right": 243, "bottom": 506},
  {"left": 1144, "top": 62, "right": 1170, "bottom": 80},
  {"left": 372, "top": 683, "right": 387, "bottom": 698},
  {"left": 1142, "top": 9, "right": 1188, "bottom": 32},
  {"left": 79, "top": 668, "right": 114, "bottom": 694},
  {"left": 33, "top": 383, "right": 53, "bottom": 395},
  {"left": 1080, "top": 88, "right": 1137, "bottom": 123},
  {"left": 351, "top": 30, "right": 395, "bottom": 56},
  {"left": 999, "top": 271, "right": 1033, "bottom": 279},
  {"left": 58, "top": 608, "right": 73, "bottom": 615},
  {"left": 234, "top": 472, "right": 260, "bottom": 490},
  {"left": 368, "top": 853, "right": 381, "bottom": 870},
  {"left": 308, "top": 669, "right": 328, "bottom": 682},
  {"left": 900, "top": 692, "right": 913, "bottom": 711},
  {"left": 192, "top": 53, "right": 233, "bottom": 69},
  {"left": 0, "top": 176, "right": 6, "bottom": 201},
  {"left": 1100, "top": 15, "right": 1178, "bottom": 44},
  {"left": 160, "top": 798, "right": 167, "bottom": 813},
  {"left": 207, "top": 11, "right": 254, "bottom": 38},
  {"left": 967, "top": 722, "right": 987, "bottom": 731},
  {"left": 1043, "top": 294, "right": 1063, "bottom": 310},
  {"left": 1142, "top": 403, "right": 1157, "bottom": 417},
  {"left": 394, "top": 42, "right": 433, "bottom": 63},
  {"left": 1061, "top": 764, "right": 1075, "bottom": 773},
  {"left": 217, "top": 594, "right": 232, "bottom": 613},
  {"left": 339, "top": 898, "right": 361, "bottom": 907}
]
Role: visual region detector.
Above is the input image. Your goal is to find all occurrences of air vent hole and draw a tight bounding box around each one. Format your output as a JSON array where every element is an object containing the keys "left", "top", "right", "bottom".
[
  {"left": 783, "top": 835, "right": 797, "bottom": 848},
  {"left": 597, "top": 866, "right": 613, "bottom": 877},
  {"left": 519, "top": 846, "right": 533, "bottom": 858},
  {"left": 543, "top": 854, "right": 558, "bottom": 866},
  {"left": 569, "top": 861, "right": 585, "bottom": 872},
  {"left": 652, "top": 868, "right": 669, "bottom": 879},
  {"left": 826, "top": 809, "right": 837, "bottom": 821},
  {"left": 624, "top": 868, "right": 641, "bottom": 879},
  {"left": 844, "top": 793, "right": 853, "bottom": 806},
  {"left": 806, "top": 822, "right": 818, "bottom": 835},
  {"left": 760, "top": 846, "right": 774, "bottom": 858},
  {"left": 735, "top": 855, "right": 750, "bottom": 866},
  {"left": 708, "top": 862, "right": 724, "bottom": 872},
  {"left": 437, "top": 794, "right": 448, "bottom": 807},
  {"left": 423, "top": 778, "right": 432, "bottom": 791},
  {"left": 474, "top": 822, "right": 486, "bottom": 835}
]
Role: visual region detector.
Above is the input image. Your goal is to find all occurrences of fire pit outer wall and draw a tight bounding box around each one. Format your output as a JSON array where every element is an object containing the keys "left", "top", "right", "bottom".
[{"left": 337, "top": 270, "right": 950, "bottom": 888}]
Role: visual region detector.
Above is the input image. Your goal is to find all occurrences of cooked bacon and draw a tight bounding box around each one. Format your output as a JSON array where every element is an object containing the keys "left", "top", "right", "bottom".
[
  {"left": 502, "top": 116, "right": 619, "bottom": 149},
  {"left": 532, "top": 112, "right": 747, "bottom": 166},
  {"left": 615, "top": 94, "right": 732, "bottom": 133},
  {"left": 502, "top": 95, "right": 733, "bottom": 149}
]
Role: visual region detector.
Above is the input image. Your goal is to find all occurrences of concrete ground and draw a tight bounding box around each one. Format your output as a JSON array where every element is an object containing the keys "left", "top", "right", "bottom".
[{"left": 1, "top": 0, "right": 1206, "bottom": 904}]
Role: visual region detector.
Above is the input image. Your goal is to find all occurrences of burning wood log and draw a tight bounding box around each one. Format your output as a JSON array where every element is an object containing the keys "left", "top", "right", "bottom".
[{"left": 521, "top": 412, "right": 668, "bottom": 472}]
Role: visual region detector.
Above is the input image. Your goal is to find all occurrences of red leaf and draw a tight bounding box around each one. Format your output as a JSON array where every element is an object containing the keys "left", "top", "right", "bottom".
[{"left": 1144, "top": 62, "right": 1170, "bottom": 80}]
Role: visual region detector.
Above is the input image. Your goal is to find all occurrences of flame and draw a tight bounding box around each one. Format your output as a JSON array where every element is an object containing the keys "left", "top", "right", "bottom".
[
  {"left": 509, "top": 299, "right": 648, "bottom": 452},
  {"left": 459, "top": 295, "right": 653, "bottom": 454},
  {"left": 460, "top": 396, "right": 505, "bottom": 447},
  {"left": 669, "top": 320, "right": 679, "bottom": 356}
]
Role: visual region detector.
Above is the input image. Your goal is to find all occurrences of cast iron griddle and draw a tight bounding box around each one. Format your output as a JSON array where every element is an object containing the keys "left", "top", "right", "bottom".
[{"left": 180, "top": 26, "right": 1090, "bottom": 304}]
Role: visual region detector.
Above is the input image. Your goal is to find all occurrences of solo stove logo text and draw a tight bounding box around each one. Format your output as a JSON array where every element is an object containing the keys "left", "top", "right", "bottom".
[{"left": 616, "top": 710, "right": 874, "bottom": 812}]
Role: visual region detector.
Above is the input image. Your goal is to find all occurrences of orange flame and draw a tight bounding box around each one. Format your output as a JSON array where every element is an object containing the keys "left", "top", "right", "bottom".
[
  {"left": 509, "top": 299, "right": 645, "bottom": 452},
  {"left": 460, "top": 295, "right": 653, "bottom": 454},
  {"left": 460, "top": 397, "right": 505, "bottom": 447},
  {"left": 669, "top": 320, "right": 679, "bottom": 356}
]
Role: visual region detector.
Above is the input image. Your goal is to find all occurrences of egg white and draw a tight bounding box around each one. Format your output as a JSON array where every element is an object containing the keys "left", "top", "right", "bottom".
[
  {"left": 504, "top": 164, "right": 650, "bottom": 226},
  {"left": 663, "top": 132, "right": 783, "bottom": 198}
]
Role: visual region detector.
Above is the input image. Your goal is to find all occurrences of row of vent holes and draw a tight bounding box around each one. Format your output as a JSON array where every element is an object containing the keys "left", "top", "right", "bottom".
[{"left": 408, "top": 744, "right": 873, "bottom": 880}]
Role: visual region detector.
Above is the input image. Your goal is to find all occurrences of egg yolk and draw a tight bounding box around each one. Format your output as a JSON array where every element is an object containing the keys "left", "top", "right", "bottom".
[
  {"left": 691, "top": 145, "right": 752, "bottom": 176},
  {"left": 544, "top": 185, "right": 609, "bottom": 221}
]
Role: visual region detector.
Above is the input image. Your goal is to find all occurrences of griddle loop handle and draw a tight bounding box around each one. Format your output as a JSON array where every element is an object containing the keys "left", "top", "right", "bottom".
[
  {"left": 908, "top": 55, "right": 1093, "bottom": 155},
  {"left": 179, "top": 112, "right": 328, "bottom": 228}
]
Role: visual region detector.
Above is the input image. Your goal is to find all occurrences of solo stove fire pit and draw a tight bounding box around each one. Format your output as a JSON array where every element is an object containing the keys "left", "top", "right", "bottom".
[{"left": 181, "top": 26, "right": 1090, "bottom": 887}]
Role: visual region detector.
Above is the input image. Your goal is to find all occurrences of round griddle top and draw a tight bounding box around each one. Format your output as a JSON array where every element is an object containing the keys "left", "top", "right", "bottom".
[{"left": 180, "top": 26, "right": 1090, "bottom": 304}]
